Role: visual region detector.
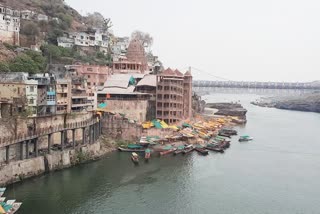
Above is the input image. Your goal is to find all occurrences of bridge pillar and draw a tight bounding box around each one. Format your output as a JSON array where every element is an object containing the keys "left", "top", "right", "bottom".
[
  {"left": 60, "top": 131, "right": 64, "bottom": 151},
  {"left": 48, "top": 134, "right": 52, "bottom": 154},
  {"left": 34, "top": 138, "right": 38, "bottom": 157},
  {"left": 72, "top": 129, "right": 75, "bottom": 149},
  {"left": 26, "top": 140, "right": 30, "bottom": 159},
  {"left": 5, "top": 145, "right": 9, "bottom": 164},
  {"left": 82, "top": 127, "right": 86, "bottom": 145},
  {"left": 20, "top": 141, "right": 25, "bottom": 160}
]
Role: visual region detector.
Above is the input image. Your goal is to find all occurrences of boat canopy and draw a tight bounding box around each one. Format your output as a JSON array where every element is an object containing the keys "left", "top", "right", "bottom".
[{"left": 127, "top": 144, "right": 143, "bottom": 149}]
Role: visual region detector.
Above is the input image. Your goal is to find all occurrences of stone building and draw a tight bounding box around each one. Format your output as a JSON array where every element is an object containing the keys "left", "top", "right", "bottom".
[
  {"left": 156, "top": 68, "right": 193, "bottom": 124},
  {"left": 112, "top": 39, "right": 149, "bottom": 74},
  {"left": 0, "top": 4, "right": 20, "bottom": 45}
]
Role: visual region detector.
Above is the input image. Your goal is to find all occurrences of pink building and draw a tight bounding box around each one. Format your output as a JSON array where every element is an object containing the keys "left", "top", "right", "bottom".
[{"left": 68, "top": 65, "right": 111, "bottom": 88}]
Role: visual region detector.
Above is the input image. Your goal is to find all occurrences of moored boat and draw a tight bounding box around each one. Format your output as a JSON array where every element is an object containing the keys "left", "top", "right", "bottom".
[
  {"left": 144, "top": 149, "right": 151, "bottom": 161},
  {"left": 239, "top": 135, "right": 253, "bottom": 142},
  {"left": 194, "top": 147, "right": 209, "bottom": 155},
  {"left": 174, "top": 145, "right": 185, "bottom": 155},
  {"left": 182, "top": 145, "right": 194, "bottom": 154},
  {"left": 131, "top": 152, "right": 139, "bottom": 164},
  {"left": 118, "top": 147, "right": 145, "bottom": 152},
  {"left": 160, "top": 148, "right": 177, "bottom": 156},
  {"left": 205, "top": 145, "right": 224, "bottom": 153}
]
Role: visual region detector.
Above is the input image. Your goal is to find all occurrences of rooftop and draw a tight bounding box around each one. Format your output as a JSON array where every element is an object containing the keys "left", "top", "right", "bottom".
[{"left": 136, "top": 75, "right": 157, "bottom": 87}]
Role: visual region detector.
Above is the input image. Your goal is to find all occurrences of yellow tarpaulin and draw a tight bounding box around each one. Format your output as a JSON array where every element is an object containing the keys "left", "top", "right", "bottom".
[{"left": 0, "top": 205, "right": 5, "bottom": 214}]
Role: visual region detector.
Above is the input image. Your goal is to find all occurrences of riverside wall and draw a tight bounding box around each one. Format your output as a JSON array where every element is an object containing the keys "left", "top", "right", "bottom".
[{"left": 0, "top": 140, "right": 111, "bottom": 186}]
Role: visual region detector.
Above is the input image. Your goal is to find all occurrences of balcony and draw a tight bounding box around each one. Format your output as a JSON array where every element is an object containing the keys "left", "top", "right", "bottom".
[{"left": 47, "top": 101, "right": 56, "bottom": 106}]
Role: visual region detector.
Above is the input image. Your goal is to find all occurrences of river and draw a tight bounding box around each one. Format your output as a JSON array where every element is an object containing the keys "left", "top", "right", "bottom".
[{"left": 5, "top": 89, "right": 320, "bottom": 214}]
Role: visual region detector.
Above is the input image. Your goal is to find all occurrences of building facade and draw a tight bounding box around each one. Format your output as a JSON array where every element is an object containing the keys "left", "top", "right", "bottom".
[
  {"left": 156, "top": 68, "right": 193, "bottom": 124},
  {"left": 0, "top": 4, "right": 20, "bottom": 45}
]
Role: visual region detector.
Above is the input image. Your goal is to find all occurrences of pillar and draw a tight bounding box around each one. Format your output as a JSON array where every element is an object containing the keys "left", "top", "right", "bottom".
[
  {"left": 48, "top": 134, "right": 52, "bottom": 154},
  {"left": 72, "top": 129, "right": 75, "bottom": 149},
  {"left": 34, "top": 138, "right": 38, "bottom": 157},
  {"left": 5, "top": 145, "right": 9, "bottom": 164},
  {"left": 20, "top": 141, "right": 24, "bottom": 160},
  {"left": 26, "top": 140, "right": 30, "bottom": 159},
  {"left": 82, "top": 127, "right": 86, "bottom": 144},
  {"left": 60, "top": 131, "right": 64, "bottom": 150},
  {"left": 93, "top": 124, "right": 96, "bottom": 143}
]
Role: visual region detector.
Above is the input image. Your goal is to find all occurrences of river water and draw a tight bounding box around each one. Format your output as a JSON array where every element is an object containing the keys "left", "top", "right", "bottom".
[{"left": 5, "top": 89, "right": 320, "bottom": 214}]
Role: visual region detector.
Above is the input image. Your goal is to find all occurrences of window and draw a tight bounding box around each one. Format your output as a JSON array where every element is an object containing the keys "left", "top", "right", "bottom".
[
  {"left": 29, "top": 98, "right": 34, "bottom": 104},
  {"left": 88, "top": 75, "right": 90, "bottom": 78},
  {"left": 30, "top": 86, "right": 34, "bottom": 92},
  {"left": 87, "top": 68, "right": 93, "bottom": 71}
]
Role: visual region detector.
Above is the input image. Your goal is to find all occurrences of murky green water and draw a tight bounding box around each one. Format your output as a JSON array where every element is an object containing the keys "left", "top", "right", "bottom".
[{"left": 5, "top": 90, "right": 320, "bottom": 214}]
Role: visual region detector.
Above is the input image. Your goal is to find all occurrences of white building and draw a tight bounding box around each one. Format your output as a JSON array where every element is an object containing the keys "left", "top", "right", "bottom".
[
  {"left": 37, "top": 14, "right": 48, "bottom": 21},
  {"left": 0, "top": 4, "right": 20, "bottom": 45},
  {"left": 57, "top": 29, "right": 109, "bottom": 49}
]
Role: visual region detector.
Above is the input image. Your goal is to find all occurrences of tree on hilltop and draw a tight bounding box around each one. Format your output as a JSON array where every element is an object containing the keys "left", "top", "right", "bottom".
[{"left": 131, "top": 30, "right": 153, "bottom": 48}]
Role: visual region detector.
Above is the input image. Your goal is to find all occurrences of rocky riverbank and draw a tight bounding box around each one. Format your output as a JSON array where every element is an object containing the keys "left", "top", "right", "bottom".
[
  {"left": 206, "top": 103, "right": 248, "bottom": 123},
  {"left": 251, "top": 92, "right": 320, "bottom": 113}
]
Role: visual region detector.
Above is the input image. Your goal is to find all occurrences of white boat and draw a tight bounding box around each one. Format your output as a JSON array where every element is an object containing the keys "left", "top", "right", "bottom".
[{"left": 239, "top": 135, "right": 253, "bottom": 142}]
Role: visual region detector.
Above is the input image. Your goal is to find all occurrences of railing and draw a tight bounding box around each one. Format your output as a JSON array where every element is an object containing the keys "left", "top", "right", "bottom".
[{"left": 0, "top": 118, "right": 99, "bottom": 148}]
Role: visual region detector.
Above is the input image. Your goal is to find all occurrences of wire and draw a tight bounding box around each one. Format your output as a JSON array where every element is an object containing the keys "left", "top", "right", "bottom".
[{"left": 191, "top": 66, "right": 232, "bottom": 81}]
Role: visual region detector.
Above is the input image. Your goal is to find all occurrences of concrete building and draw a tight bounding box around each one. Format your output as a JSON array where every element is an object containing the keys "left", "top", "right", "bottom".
[
  {"left": 49, "top": 64, "right": 72, "bottom": 114},
  {"left": 112, "top": 39, "right": 149, "bottom": 74},
  {"left": 0, "top": 4, "right": 20, "bottom": 45},
  {"left": 67, "top": 64, "right": 110, "bottom": 88},
  {"left": 37, "top": 14, "right": 48, "bottom": 21},
  {"left": 71, "top": 77, "right": 93, "bottom": 113},
  {"left": 25, "top": 79, "right": 38, "bottom": 117},
  {"left": 56, "top": 79, "right": 71, "bottom": 114},
  {"left": 97, "top": 74, "right": 152, "bottom": 121},
  {"left": 20, "top": 10, "right": 36, "bottom": 20},
  {"left": 57, "top": 29, "right": 109, "bottom": 49},
  {"left": 28, "top": 74, "right": 56, "bottom": 116},
  {"left": 156, "top": 68, "right": 193, "bottom": 124},
  {"left": 0, "top": 73, "right": 30, "bottom": 117}
]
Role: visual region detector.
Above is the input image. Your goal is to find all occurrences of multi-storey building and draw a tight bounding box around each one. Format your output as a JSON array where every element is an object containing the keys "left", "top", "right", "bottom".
[
  {"left": 56, "top": 79, "right": 72, "bottom": 114},
  {"left": 156, "top": 68, "right": 193, "bottom": 124},
  {"left": 71, "top": 77, "right": 93, "bottom": 112},
  {"left": 67, "top": 64, "right": 110, "bottom": 88},
  {"left": 28, "top": 74, "right": 56, "bottom": 116},
  {"left": 0, "top": 4, "right": 20, "bottom": 45},
  {"left": 0, "top": 73, "right": 38, "bottom": 117},
  {"left": 57, "top": 29, "right": 109, "bottom": 50}
]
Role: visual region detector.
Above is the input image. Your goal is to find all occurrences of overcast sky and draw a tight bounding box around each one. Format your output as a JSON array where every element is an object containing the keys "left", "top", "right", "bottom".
[{"left": 66, "top": 0, "right": 320, "bottom": 82}]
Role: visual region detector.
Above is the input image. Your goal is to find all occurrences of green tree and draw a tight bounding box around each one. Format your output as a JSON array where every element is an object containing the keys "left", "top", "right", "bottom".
[
  {"left": 41, "top": 44, "right": 62, "bottom": 60},
  {"left": 9, "top": 54, "right": 39, "bottom": 74},
  {"left": 0, "top": 62, "right": 10, "bottom": 72},
  {"left": 25, "top": 50, "right": 47, "bottom": 71},
  {"left": 20, "top": 22, "right": 40, "bottom": 36}
]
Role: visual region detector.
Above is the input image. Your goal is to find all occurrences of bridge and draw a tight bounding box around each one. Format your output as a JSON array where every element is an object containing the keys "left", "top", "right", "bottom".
[{"left": 193, "top": 80, "right": 320, "bottom": 89}]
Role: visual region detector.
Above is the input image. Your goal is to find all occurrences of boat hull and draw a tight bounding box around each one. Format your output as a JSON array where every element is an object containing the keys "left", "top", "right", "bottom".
[{"left": 118, "top": 147, "right": 145, "bottom": 152}]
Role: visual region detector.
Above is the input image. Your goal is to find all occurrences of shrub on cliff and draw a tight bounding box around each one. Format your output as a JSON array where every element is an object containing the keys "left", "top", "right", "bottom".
[
  {"left": 0, "top": 62, "right": 11, "bottom": 72},
  {"left": 9, "top": 54, "right": 40, "bottom": 74}
]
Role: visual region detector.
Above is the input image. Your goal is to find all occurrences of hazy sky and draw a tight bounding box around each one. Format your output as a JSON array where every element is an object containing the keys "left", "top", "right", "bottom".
[{"left": 66, "top": 0, "right": 320, "bottom": 82}]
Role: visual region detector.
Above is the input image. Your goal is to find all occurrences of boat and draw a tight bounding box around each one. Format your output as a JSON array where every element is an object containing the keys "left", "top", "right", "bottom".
[
  {"left": 239, "top": 135, "right": 253, "bottom": 142},
  {"left": 194, "top": 146, "right": 209, "bottom": 155},
  {"left": 138, "top": 137, "right": 150, "bottom": 146},
  {"left": 160, "top": 148, "right": 176, "bottom": 156},
  {"left": 174, "top": 145, "right": 185, "bottom": 155},
  {"left": 219, "top": 128, "right": 237, "bottom": 136},
  {"left": 219, "top": 141, "right": 231, "bottom": 149},
  {"left": 218, "top": 133, "right": 231, "bottom": 138},
  {"left": 144, "top": 149, "right": 151, "bottom": 161},
  {"left": 131, "top": 152, "right": 139, "bottom": 164},
  {"left": 206, "top": 146, "right": 224, "bottom": 153},
  {"left": 182, "top": 145, "right": 194, "bottom": 154},
  {"left": 118, "top": 147, "right": 145, "bottom": 152},
  {"left": 0, "top": 201, "right": 22, "bottom": 214},
  {"left": 127, "top": 144, "right": 143, "bottom": 149}
]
